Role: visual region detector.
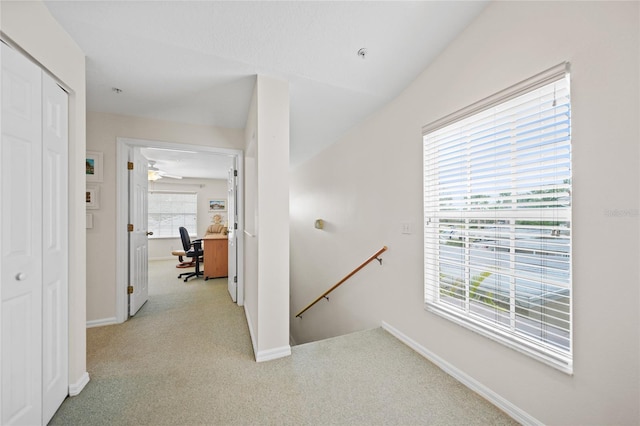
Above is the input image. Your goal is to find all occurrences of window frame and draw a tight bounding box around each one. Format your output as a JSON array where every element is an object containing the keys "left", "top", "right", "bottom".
[{"left": 422, "top": 63, "right": 573, "bottom": 374}]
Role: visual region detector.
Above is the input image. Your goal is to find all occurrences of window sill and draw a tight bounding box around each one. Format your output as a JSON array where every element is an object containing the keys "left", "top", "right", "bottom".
[{"left": 425, "top": 302, "right": 573, "bottom": 375}]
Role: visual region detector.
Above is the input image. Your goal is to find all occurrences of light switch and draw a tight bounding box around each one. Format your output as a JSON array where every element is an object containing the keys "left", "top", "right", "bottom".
[{"left": 401, "top": 222, "right": 413, "bottom": 234}]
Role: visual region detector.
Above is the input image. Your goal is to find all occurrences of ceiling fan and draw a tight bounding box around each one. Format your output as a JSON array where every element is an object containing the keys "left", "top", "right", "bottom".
[{"left": 147, "top": 160, "right": 182, "bottom": 181}]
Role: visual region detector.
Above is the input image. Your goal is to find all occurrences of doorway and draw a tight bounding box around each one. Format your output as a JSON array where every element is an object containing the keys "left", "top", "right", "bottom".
[{"left": 115, "top": 137, "right": 244, "bottom": 323}]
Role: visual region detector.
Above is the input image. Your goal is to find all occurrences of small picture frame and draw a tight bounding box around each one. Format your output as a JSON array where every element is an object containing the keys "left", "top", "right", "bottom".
[
  {"left": 86, "top": 185, "right": 100, "bottom": 209},
  {"left": 86, "top": 151, "right": 103, "bottom": 182},
  {"left": 209, "top": 199, "right": 226, "bottom": 211}
]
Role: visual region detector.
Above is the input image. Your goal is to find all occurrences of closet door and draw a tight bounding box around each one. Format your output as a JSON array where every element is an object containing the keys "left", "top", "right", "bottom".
[
  {"left": 1, "top": 43, "right": 44, "bottom": 426},
  {"left": 41, "top": 73, "right": 68, "bottom": 424}
]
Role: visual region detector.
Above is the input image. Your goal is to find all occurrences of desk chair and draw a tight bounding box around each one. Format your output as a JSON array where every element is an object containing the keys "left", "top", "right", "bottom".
[{"left": 177, "top": 227, "right": 204, "bottom": 282}]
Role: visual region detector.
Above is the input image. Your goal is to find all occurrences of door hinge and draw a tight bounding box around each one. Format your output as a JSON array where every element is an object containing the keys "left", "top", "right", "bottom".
[
  {"left": 234, "top": 276, "right": 237, "bottom": 283},
  {"left": 234, "top": 169, "right": 238, "bottom": 177},
  {"left": 234, "top": 223, "right": 238, "bottom": 230},
  {"left": 127, "top": 285, "right": 134, "bottom": 294},
  {"left": 127, "top": 224, "right": 134, "bottom": 232},
  {"left": 128, "top": 161, "right": 134, "bottom": 170}
]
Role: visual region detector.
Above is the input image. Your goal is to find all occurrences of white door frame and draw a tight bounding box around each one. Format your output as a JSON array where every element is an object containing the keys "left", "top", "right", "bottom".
[
  {"left": 115, "top": 137, "right": 244, "bottom": 323},
  {"left": 127, "top": 147, "right": 149, "bottom": 316}
]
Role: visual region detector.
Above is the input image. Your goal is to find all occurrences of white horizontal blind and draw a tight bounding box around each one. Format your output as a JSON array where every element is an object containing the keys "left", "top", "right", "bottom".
[
  {"left": 148, "top": 192, "right": 197, "bottom": 237},
  {"left": 423, "top": 66, "right": 572, "bottom": 372}
]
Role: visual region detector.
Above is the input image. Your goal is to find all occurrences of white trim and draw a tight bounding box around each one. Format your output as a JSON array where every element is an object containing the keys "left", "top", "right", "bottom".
[
  {"left": 243, "top": 304, "right": 290, "bottom": 362},
  {"left": 235, "top": 155, "right": 245, "bottom": 306},
  {"left": 244, "top": 303, "right": 258, "bottom": 359},
  {"left": 425, "top": 305, "right": 572, "bottom": 374},
  {"left": 115, "top": 142, "right": 130, "bottom": 323},
  {"left": 86, "top": 317, "right": 118, "bottom": 328},
  {"left": 422, "top": 62, "right": 570, "bottom": 134},
  {"left": 116, "top": 137, "right": 245, "bottom": 323},
  {"left": 68, "top": 372, "right": 90, "bottom": 396},
  {"left": 381, "top": 321, "right": 543, "bottom": 426},
  {"left": 256, "top": 345, "right": 292, "bottom": 363}
]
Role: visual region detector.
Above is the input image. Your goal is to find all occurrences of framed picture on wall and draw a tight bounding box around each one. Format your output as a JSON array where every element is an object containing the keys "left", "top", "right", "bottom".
[
  {"left": 209, "top": 199, "right": 226, "bottom": 211},
  {"left": 86, "top": 185, "right": 100, "bottom": 209},
  {"left": 86, "top": 151, "right": 103, "bottom": 182}
]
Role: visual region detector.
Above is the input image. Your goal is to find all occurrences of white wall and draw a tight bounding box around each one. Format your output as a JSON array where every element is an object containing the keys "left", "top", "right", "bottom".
[
  {"left": 244, "top": 76, "right": 291, "bottom": 361},
  {"left": 290, "top": 2, "right": 639, "bottom": 425},
  {"left": 244, "top": 89, "right": 259, "bottom": 345},
  {"left": 148, "top": 178, "right": 228, "bottom": 260},
  {"left": 86, "top": 111, "right": 243, "bottom": 323},
  {"left": 1, "top": 0, "right": 89, "bottom": 391}
]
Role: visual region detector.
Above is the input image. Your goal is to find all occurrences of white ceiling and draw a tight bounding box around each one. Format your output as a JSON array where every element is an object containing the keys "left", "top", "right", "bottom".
[
  {"left": 141, "top": 147, "right": 233, "bottom": 180},
  {"left": 44, "top": 0, "right": 488, "bottom": 176}
]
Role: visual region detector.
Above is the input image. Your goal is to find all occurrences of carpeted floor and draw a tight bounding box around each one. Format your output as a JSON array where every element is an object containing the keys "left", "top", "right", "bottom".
[{"left": 49, "top": 259, "right": 518, "bottom": 426}]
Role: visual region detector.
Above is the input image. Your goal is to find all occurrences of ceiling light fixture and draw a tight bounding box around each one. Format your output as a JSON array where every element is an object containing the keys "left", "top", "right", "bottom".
[
  {"left": 357, "top": 48, "right": 367, "bottom": 59},
  {"left": 148, "top": 170, "right": 162, "bottom": 181},
  {"left": 147, "top": 160, "right": 183, "bottom": 180}
]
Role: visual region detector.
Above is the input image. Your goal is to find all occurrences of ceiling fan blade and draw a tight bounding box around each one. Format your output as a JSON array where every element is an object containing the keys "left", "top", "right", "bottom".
[{"left": 159, "top": 172, "right": 182, "bottom": 179}]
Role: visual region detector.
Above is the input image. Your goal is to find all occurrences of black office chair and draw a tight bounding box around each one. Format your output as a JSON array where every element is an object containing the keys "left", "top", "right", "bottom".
[{"left": 177, "top": 227, "right": 204, "bottom": 282}]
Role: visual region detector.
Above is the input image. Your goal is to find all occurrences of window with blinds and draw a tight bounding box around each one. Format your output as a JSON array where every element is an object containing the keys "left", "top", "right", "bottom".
[
  {"left": 148, "top": 191, "right": 198, "bottom": 238},
  {"left": 423, "top": 63, "right": 572, "bottom": 373}
]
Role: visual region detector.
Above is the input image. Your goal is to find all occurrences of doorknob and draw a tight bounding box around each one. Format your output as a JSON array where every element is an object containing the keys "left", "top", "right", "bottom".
[
  {"left": 146, "top": 231, "right": 154, "bottom": 236},
  {"left": 15, "top": 272, "right": 27, "bottom": 281}
]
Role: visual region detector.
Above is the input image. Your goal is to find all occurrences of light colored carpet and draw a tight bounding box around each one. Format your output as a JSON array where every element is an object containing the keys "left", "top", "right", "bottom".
[{"left": 50, "top": 259, "right": 518, "bottom": 426}]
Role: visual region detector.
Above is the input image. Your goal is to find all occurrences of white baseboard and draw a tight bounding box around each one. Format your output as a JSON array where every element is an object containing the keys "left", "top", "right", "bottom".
[
  {"left": 256, "top": 345, "right": 292, "bottom": 362},
  {"left": 381, "top": 321, "right": 542, "bottom": 426},
  {"left": 244, "top": 304, "right": 258, "bottom": 360},
  {"left": 69, "top": 372, "right": 90, "bottom": 396},
  {"left": 86, "top": 317, "right": 118, "bottom": 328},
  {"left": 243, "top": 304, "right": 291, "bottom": 362}
]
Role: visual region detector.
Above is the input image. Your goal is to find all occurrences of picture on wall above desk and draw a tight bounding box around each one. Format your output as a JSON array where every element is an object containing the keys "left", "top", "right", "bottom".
[
  {"left": 86, "top": 185, "right": 100, "bottom": 209},
  {"left": 209, "top": 199, "right": 226, "bottom": 211},
  {"left": 86, "top": 151, "right": 103, "bottom": 182}
]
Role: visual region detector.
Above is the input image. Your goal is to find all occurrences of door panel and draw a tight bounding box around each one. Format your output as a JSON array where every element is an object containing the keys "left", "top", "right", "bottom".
[
  {"left": 129, "top": 148, "right": 149, "bottom": 316},
  {"left": 1, "top": 42, "right": 43, "bottom": 426},
  {"left": 41, "top": 74, "right": 68, "bottom": 424},
  {"left": 227, "top": 164, "right": 238, "bottom": 302},
  {"left": 2, "top": 295, "right": 37, "bottom": 424}
]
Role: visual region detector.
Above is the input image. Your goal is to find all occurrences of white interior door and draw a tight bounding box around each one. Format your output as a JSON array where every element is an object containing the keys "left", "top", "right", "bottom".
[
  {"left": 1, "top": 43, "right": 69, "bottom": 426},
  {"left": 128, "top": 148, "right": 149, "bottom": 316},
  {"left": 227, "top": 163, "right": 238, "bottom": 302},
  {"left": 1, "top": 41, "right": 44, "bottom": 426},
  {"left": 41, "top": 73, "right": 69, "bottom": 425}
]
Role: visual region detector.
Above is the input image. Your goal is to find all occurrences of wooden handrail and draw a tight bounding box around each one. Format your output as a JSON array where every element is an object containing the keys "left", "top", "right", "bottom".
[{"left": 295, "top": 246, "right": 388, "bottom": 318}]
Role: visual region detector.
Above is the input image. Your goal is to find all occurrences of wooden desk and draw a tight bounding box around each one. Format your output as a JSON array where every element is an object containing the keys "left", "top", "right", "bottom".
[{"left": 203, "top": 234, "right": 228, "bottom": 280}]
